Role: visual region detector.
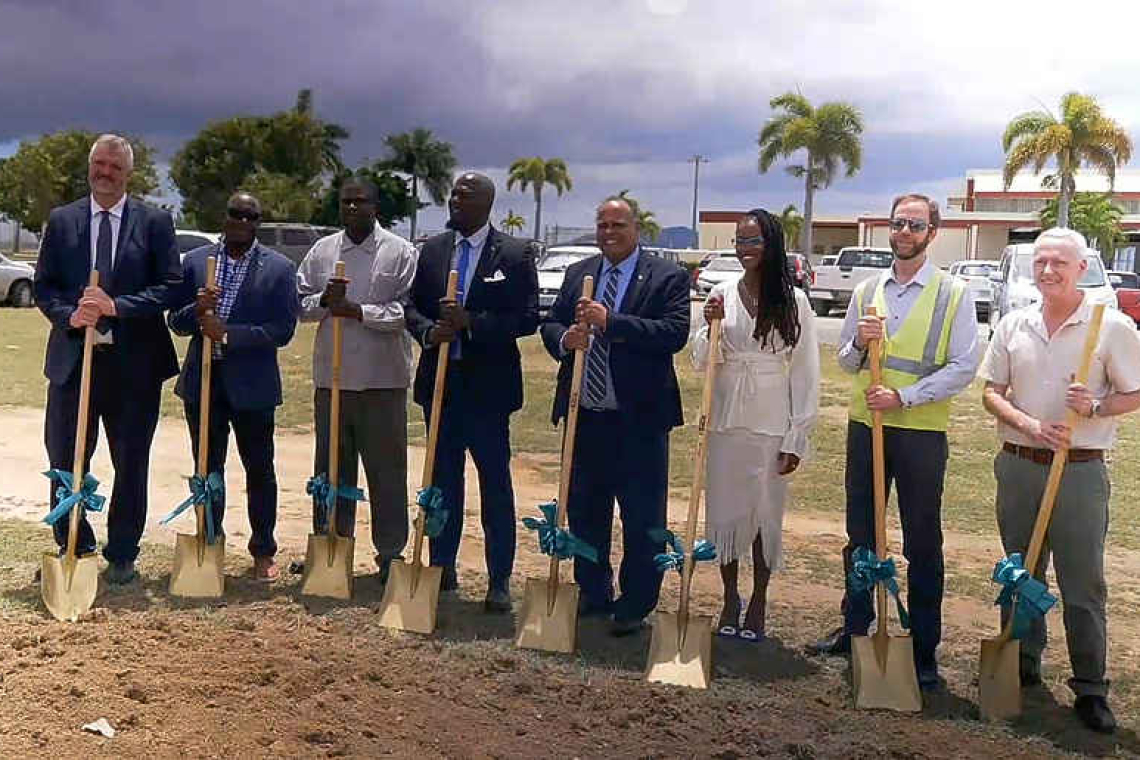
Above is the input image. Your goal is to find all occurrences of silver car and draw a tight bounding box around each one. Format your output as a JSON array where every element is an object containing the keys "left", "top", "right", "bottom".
[
  {"left": 536, "top": 245, "right": 600, "bottom": 315},
  {"left": 694, "top": 255, "right": 743, "bottom": 297},
  {"left": 948, "top": 260, "right": 997, "bottom": 322},
  {"left": 0, "top": 253, "right": 35, "bottom": 307}
]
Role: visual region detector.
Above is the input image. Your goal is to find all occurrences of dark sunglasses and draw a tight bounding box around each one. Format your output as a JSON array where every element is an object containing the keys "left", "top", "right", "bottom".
[
  {"left": 888, "top": 218, "right": 929, "bottom": 233},
  {"left": 227, "top": 207, "right": 260, "bottom": 223},
  {"left": 735, "top": 234, "right": 766, "bottom": 248}
]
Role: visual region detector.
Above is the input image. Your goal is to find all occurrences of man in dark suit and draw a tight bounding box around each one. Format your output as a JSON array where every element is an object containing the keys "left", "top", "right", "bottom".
[
  {"left": 33, "top": 134, "right": 182, "bottom": 584},
  {"left": 168, "top": 192, "right": 299, "bottom": 580},
  {"left": 540, "top": 196, "right": 690, "bottom": 635},
  {"left": 405, "top": 172, "right": 539, "bottom": 612}
]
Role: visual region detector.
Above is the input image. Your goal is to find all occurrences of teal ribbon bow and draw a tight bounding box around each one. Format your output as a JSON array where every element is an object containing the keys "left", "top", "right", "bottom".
[
  {"left": 305, "top": 473, "right": 365, "bottom": 524},
  {"left": 416, "top": 486, "right": 449, "bottom": 538},
  {"left": 42, "top": 470, "right": 105, "bottom": 526},
  {"left": 849, "top": 546, "right": 911, "bottom": 630},
  {"left": 650, "top": 528, "right": 716, "bottom": 573},
  {"left": 992, "top": 553, "right": 1057, "bottom": 640},
  {"left": 522, "top": 501, "right": 598, "bottom": 562},
  {"left": 161, "top": 472, "right": 226, "bottom": 544}
]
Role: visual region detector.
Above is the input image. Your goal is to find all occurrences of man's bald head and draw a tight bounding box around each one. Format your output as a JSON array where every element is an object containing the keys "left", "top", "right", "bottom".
[{"left": 448, "top": 172, "right": 496, "bottom": 235}]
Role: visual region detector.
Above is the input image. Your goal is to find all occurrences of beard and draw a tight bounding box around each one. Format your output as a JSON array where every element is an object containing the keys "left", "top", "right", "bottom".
[{"left": 891, "top": 232, "right": 931, "bottom": 261}]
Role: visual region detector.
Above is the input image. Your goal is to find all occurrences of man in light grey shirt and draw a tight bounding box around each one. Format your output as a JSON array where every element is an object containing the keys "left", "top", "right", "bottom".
[
  {"left": 809, "top": 193, "right": 979, "bottom": 693},
  {"left": 296, "top": 178, "right": 417, "bottom": 581}
]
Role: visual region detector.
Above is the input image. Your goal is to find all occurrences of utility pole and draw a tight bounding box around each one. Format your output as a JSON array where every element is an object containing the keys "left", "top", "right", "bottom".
[{"left": 689, "top": 155, "right": 709, "bottom": 248}]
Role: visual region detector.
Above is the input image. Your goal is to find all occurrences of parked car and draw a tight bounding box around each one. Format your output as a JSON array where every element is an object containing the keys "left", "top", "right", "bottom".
[
  {"left": 990, "top": 243, "right": 1117, "bottom": 327},
  {"left": 0, "top": 253, "right": 35, "bottom": 307},
  {"left": 689, "top": 249, "right": 735, "bottom": 289},
  {"left": 254, "top": 223, "right": 323, "bottom": 266},
  {"left": 694, "top": 255, "right": 743, "bottom": 296},
  {"left": 819, "top": 254, "right": 837, "bottom": 267},
  {"left": 808, "top": 246, "right": 894, "bottom": 317},
  {"left": 536, "top": 245, "right": 600, "bottom": 315},
  {"left": 948, "top": 260, "right": 997, "bottom": 322},
  {"left": 175, "top": 229, "right": 221, "bottom": 260},
  {"left": 1108, "top": 270, "right": 1140, "bottom": 325},
  {"left": 786, "top": 252, "right": 813, "bottom": 290}
]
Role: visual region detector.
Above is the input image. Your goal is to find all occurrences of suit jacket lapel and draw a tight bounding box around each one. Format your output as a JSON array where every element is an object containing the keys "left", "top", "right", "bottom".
[
  {"left": 77, "top": 198, "right": 93, "bottom": 276},
  {"left": 112, "top": 197, "right": 141, "bottom": 290},
  {"left": 617, "top": 251, "right": 650, "bottom": 314},
  {"left": 467, "top": 228, "right": 503, "bottom": 304}
]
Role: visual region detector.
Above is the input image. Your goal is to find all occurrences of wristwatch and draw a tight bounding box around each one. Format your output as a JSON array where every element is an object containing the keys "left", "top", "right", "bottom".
[{"left": 1089, "top": 398, "right": 1102, "bottom": 418}]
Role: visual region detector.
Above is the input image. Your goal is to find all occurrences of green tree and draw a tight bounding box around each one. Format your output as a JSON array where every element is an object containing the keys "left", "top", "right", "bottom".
[
  {"left": 500, "top": 209, "right": 526, "bottom": 235},
  {"left": 779, "top": 204, "right": 804, "bottom": 251},
  {"left": 507, "top": 157, "right": 572, "bottom": 240},
  {"left": 616, "top": 189, "right": 661, "bottom": 242},
  {"left": 241, "top": 168, "right": 320, "bottom": 223},
  {"left": 311, "top": 166, "right": 418, "bottom": 229},
  {"left": 758, "top": 93, "right": 863, "bottom": 257},
  {"left": 294, "top": 88, "right": 350, "bottom": 175},
  {"left": 1039, "top": 192, "right": 1125, "bottom": 260},
  {"left": 379, "top": 128, "right": 457, "bottom": 241},
  {"left": 1003, "top": 92, "right": 1133, "bottom": 229},
  {"left": 0, "top": 129, "right": 157, "bottom": 234}
]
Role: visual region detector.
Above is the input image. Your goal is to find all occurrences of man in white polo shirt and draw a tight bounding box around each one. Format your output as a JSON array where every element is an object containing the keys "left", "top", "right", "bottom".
[{"left": 980, "top": 227, "right": 1140, "bottom": 734}]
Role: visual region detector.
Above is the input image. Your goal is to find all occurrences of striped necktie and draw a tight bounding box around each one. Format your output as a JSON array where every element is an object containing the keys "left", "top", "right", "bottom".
[{"left": 583, "top": 266, "right": 621, "bottom": 408}]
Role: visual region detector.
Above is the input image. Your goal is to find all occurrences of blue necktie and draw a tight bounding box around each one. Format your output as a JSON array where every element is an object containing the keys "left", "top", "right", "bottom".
[
  {"left": 583, "top": 267, "right": 621, "bottom": 408},
  {"left": 451, "top": 239, "right": 472, "bottom": 359}
]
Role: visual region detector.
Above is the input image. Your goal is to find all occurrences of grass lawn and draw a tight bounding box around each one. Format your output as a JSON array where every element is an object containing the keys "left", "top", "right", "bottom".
[{"left": 3, "top": 307, "right": 1139, "bottom": 551}]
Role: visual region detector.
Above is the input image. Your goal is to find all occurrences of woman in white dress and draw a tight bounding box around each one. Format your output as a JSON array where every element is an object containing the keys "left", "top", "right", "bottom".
[{"left": 693, "top": 208, "right": 820, "bottom": 641}]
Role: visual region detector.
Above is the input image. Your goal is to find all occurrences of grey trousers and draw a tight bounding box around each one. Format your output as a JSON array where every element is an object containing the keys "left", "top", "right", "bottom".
[
  {"left": 994, "top": 449, "right": 1111, "bottom": 698},
  {"left": 313, "top": 388, "right": 408, "bottom": 559}
]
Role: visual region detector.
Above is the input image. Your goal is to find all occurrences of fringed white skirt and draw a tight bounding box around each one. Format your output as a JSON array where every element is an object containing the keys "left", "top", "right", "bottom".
[{"left": 705, "top": 429, "right": 788, "bottom": 571}]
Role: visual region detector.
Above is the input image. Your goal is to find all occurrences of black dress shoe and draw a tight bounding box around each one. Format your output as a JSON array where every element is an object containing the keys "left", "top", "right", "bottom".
[
  {"left": 610, "top": 617, "right": 647, "bottom": 637},
  {"left": 807, "top": 626, "right": 851, "bottom": 656},
  {"left": 440, "top": 566, "right": 458, "bottom": 592},
  {"left": 104, "top": 561, "right": 137, "bottom": 585},
  {"left": 484, "top": 587, "right": 511, "bottom": 614},
  {"left": 1074, "top": 695, "right": 1116, "bottom": 734}
]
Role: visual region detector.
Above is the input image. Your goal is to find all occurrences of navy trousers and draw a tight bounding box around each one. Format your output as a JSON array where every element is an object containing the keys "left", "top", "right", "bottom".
[{"left": 567, "top": 409, "right": 670, "bottom": 623}]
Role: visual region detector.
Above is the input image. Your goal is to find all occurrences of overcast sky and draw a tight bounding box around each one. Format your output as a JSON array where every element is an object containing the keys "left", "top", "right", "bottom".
[{"left": 2, "top": 0, "right": 1139, "bottom": 237}]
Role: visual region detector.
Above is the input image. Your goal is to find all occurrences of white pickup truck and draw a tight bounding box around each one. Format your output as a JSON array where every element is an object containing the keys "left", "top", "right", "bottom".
[{"left": 808, "top": 246, "right": 894, "bottom": 317}]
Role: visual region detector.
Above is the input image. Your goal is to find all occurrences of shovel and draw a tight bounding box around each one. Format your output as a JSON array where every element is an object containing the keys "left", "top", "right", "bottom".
[
  {"left": 516, "top": 275, "right": 597, "bottom": 654},
  {"left": 851, "top": 306, "right": 921, "bottom": 712},
  {"left": 169, "top": 255, "right": 225, "bottom": 598},
  {"left": 645, "top": 317, "right": 722, "bottom": 689},
  {"left": 979, "top": 303, "right": 1105, "bottom": 721},
  {"left": 41, "top": 270, "right": 102, "bottom": 622},
  {"left": 377, "top": 270, "right": 459, "bottom": 634},
  {"left": 302, "top": 261, "right": 355, "bottom": 600}
]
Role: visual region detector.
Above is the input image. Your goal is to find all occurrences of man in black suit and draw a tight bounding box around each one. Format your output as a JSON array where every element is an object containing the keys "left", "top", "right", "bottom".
[
  {"left": 406, "top": 172, "right": 539, "bottom": 613},
  {"left": 33, "top": 134, "right": 182, "bottom": 584},
  {"left": 540, "top": 196, "right": 690, "bottom": 635},
  {"left": 168, "top": 192, "right": 300, "bottom": 581}
]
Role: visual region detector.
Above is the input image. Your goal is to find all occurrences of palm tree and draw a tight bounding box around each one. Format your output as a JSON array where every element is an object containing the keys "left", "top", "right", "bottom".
[
  {"left": 778, "top": 204, "right": 804, "bottom": 251},
  {"left": 507, "top": 157, "right": 572, "bottom": 240},
  {"left": 616, "top": 189, "right": 661, "bottom": 241},
  {"left": 294, "top": 88, "right": 350, "bottom": 175},
  {"left": 501, "top": 209, "right": 526, "bottom": 236},
  {"left": 758, "top": 93, "right": 863, "bottom": 258},
  {"left": 1003, "top": 92, "right": 1133, "bottom": 229},
  {"left": 381, "top": 128, "right": 457, "bottom": 240},
  {"left": 1040, "top": 192, "right": 1125, "bottom": 259}
]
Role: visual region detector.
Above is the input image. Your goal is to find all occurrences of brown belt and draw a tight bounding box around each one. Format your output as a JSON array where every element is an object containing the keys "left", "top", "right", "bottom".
[{"left": 1003, "top": 442, "right": 1103, "bottom": 465}]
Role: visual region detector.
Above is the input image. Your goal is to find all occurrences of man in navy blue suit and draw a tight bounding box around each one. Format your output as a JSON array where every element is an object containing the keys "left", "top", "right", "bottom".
[
  {"left": 168, "top": 192, "right": 299, "bottom": 580},
  {"left": 405, "top": 172, "right": 539, "bottom": 613},
  {"left": 34, "top": 134, "right": 183, "bottom": 584},
  {"left": 540, "top": 196, "right": 690, "bottom": 635}
]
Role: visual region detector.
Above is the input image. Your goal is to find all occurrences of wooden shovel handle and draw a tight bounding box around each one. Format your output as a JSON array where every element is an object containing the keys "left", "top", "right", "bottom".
[
  {"left": 412, "top": 270, "right": 459, "bottom": 570},
  {"left": 195, "top": 257, "right": 217, "bottom": 546},
  {"left": 547, "top": 276, "right": 594, "bottom": 590},
  {"left": 678, "top": 317, "right": 723, "bottom": 623},
  {"left": 66, "top": 270, "right": 100, "bottom": 562},
  {"left": 327, "top": 260, "right": 346, "bottom": 537},
  {"left": 865, "top": 306, "right": 890, "bottom": 640},
  {"left": 999, "top": 303, "right": 1105, "bottom": 641}
]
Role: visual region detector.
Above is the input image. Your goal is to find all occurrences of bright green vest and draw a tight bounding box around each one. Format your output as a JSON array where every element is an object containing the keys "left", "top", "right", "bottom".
[{"left": 849, "top": 269, "right": 966, "bottom": 432}]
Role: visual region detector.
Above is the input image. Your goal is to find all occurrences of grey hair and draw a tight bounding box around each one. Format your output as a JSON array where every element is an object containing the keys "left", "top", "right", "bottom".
[
  {"left": 88, "top": 134, "right": 134, "bottom": 171},
  {"left": 1034, "top": 227, "right": 1087, "bottom": 258}
]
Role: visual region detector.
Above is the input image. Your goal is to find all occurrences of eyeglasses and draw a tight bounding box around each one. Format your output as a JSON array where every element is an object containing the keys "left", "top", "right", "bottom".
[
  {"left": 735, "top": 235, "right": 765, "bottom": 248},
  {"left": 226, "top": 207, "right": 260, "bottom": 223},
  {"left": 888, "top": 218, "right": 929, "bottom": 234}
]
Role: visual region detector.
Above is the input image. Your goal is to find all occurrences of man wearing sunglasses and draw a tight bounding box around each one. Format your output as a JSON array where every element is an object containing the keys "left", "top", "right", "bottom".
[
  {"left": 809, "top": 193, "right": 979, "bottom": 692},
  {"left": 168, "top": 192, "right": 300, "bottom": 580}
]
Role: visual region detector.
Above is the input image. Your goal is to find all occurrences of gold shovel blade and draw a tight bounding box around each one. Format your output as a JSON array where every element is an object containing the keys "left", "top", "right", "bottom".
[
  {"left": 377, "top": 559, "right": 441, "bottom": 634},
  {"left": 299, "top": 533, "right": 354, "bottom": 600},
  {"left": 169, "top": 532, "right": 225, "bottom": 598},
  {"left": 851, "top": 632, "right": 921, "bottom": 712},
  {"left": 645, "top": 611, "right": 713, "bottom": 689},
  {"left": 41, "top": 552, "right": 99, "bottom": 622},
  {"left": 978, "top": 637, "right": 1021, "bottom": 721},
  {"left": 515, "top": 577, "right": 579, "bottom": 653}
]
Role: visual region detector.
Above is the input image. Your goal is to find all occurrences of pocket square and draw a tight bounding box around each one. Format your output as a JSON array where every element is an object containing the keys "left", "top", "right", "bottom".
[{"left": 483, "top": 270, "right": 506, "bottom": 283}]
